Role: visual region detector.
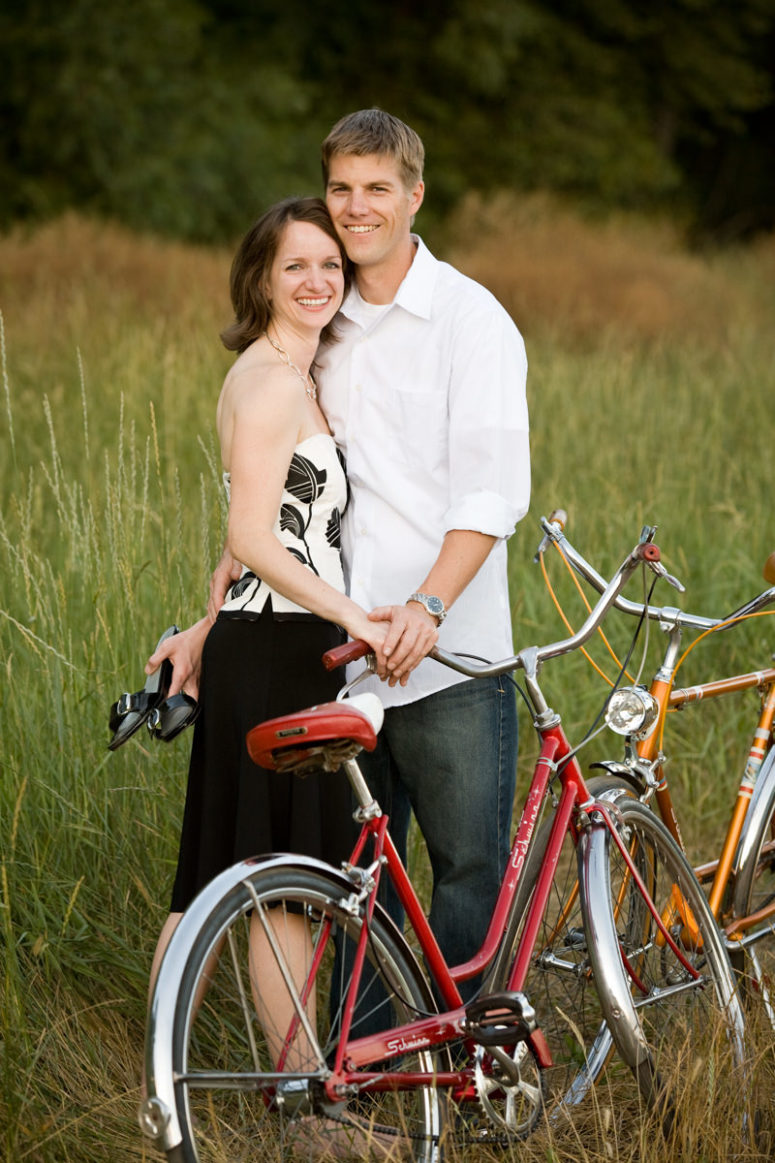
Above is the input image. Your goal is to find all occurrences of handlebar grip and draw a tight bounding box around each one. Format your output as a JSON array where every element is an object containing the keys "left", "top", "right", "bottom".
[
  {"left": 548, "top": 508, "right": 567, "bottom": 529},
  {"left": 764, "top": 552, "right": 775, "bottom": 586},
  {"left": 322, "top": 639, "right": 373, "bottom": 671}
]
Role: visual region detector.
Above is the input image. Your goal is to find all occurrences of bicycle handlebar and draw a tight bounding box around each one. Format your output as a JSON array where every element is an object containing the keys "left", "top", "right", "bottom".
[
  {"left": 322, "top": 517, "right": 775, "bottom": 687},
  {"left": 323, "top": 538, "right": 662, "bottom": 680},
  {"left": 538, "top": 511, "right": 775, "bottom": 633}
]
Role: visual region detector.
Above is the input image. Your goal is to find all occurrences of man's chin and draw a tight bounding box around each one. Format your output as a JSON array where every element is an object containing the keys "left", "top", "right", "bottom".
[{"left": 340, "top": 233, "right": 382, "bottom": 262}]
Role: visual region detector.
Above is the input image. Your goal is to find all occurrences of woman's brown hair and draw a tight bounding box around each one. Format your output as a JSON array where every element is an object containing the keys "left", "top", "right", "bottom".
[{"left": 220, "top": 197, "right": 350, "bottom": 354}]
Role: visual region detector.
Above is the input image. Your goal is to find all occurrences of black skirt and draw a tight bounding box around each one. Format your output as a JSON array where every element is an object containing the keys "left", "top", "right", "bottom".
[{"left": 170, "top": 604, "right": 355, "bottom": 912}]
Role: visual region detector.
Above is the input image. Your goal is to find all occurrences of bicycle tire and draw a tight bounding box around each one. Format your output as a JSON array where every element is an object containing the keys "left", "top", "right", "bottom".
[
  {"left": 486, "top": 776, "right": 635, "bottom": 1113},
  {"left": 160, "top": 862, "right": 444, "bottom": 1163},
  {"left": 579, "top": 797, "right": 748, "bottom": 1127}
]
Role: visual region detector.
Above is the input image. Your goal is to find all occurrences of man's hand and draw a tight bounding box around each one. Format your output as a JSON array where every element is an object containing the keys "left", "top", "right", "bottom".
[
  {"left": 367, "top": 604, "right": 438, "bottom": 686},
  {"left": 145, "top": 618, "right": 210, "bottom": 699},
  {"left": 209, "top": 548, "right": 242, "bottom": 621}
]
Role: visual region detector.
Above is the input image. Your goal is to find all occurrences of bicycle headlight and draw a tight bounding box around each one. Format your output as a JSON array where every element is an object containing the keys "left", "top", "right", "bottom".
[{"left": 605, "top": 687, "right": 659, "bottom": 739}]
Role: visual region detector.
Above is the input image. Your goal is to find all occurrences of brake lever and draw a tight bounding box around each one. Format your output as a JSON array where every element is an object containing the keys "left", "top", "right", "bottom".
[
  {"left": 648, "top": 559, "right": 685, "bottom": 593},
  {"left": 534, "top": 510, "right": 567, "bottom": 562},
  {"left": 533, "top": 532, "right": 552, "bottom": 562}
]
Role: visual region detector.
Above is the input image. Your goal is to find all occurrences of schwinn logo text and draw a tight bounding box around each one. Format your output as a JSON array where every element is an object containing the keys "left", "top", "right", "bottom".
[
  {"left": 385, "top": 1034, "right": 431, "bottom": 1054},
  {"left": 510, "top": 788, "right": 542, "bottom": 873}
]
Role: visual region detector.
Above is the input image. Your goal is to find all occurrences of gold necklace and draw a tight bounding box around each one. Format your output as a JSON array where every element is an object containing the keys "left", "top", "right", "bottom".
[{"left": 266, "top": 334, "right": 317, "bottom": 402}]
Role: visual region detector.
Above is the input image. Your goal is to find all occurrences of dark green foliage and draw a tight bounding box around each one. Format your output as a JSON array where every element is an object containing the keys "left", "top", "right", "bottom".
[{"left": 1, "top": 0, "right": 773, "bottom": 241}]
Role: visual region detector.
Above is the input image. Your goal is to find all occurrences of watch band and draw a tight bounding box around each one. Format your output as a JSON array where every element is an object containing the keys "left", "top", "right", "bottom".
[{"left": 407, "top": 592, "right": 447, "bottom": 624}]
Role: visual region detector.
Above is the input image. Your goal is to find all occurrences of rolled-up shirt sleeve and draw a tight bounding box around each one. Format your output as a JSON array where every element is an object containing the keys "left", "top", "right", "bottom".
[{"left": 443, "top": 294, "right": 530, "bottom": 537}]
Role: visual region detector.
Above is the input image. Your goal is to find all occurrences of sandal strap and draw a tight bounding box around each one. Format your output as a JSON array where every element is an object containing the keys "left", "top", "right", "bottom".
[{"left": 115, "top": 689, "right": 159, "bottom": 718}]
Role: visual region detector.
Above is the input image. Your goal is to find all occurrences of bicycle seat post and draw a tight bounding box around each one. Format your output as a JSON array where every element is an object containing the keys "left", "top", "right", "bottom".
[{"left": 342, "top": 756, "right": 382, "bottom": 821}]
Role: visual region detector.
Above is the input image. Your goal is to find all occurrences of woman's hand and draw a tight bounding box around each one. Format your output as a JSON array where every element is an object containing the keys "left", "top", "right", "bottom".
[
  {"left": 338, "top": 612, "right": 391, "bottom": 676},
  {"left": 145, "top": 617, "right": 210, "bottom": 700},
  {"left": 209, "top": 548, "right": 242, "bottom": 621}
]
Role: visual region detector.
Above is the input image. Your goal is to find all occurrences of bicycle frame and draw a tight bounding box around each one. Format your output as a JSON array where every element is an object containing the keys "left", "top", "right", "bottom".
[
  {"left": 258, "top": 539, "right": 705, "bottom": 1103},
  {"left": 268, "top": 686, "right": 689, "bottom": 1104}
]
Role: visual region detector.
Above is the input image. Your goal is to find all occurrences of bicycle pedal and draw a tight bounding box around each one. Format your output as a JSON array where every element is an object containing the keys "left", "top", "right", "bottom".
[{"left": 463, "top": 991, "right": 537, "bottom": 1047}]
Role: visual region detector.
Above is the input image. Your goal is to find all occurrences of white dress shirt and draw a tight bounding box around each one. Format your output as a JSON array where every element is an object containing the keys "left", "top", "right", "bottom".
[{"left": 316, "top": 236, "right": 530, "bottom": 707}]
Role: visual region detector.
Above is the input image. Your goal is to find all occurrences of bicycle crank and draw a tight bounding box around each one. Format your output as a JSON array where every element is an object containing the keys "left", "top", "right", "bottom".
[{"left": 472, "top": 1042, "right": 545, "bottom": 1138}]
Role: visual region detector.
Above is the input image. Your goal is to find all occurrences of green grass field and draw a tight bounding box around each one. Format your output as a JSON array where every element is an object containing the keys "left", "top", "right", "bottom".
[{"left": 1, "top": 208, "right": 774, "bottom": 1161}]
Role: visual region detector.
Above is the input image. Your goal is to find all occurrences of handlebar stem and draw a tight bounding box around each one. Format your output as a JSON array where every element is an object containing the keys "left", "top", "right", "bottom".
[{"left": 654, "top": 619, "right": 685, "bottom": 681}]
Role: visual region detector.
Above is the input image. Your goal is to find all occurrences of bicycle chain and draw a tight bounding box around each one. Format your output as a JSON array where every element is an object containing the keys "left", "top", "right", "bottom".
[{"left": 321, "top": 1079, "right": 532, "bottom": 1148}]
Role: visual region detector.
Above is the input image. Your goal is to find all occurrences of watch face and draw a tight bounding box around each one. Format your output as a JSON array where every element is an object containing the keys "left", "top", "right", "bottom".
[{"left": 426, "top": 596, "right": 444, "bottom": 616}]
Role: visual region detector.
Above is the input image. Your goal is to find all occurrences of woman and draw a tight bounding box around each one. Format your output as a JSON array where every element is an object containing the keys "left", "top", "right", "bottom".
[{"left": 146, "top": 197, "right": 389, "bottom": 1043}]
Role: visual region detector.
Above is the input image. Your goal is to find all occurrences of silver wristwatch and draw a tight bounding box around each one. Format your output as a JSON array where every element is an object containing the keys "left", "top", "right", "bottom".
[{"left": 407, "top": 592, "right": 447, "bottom": 624}]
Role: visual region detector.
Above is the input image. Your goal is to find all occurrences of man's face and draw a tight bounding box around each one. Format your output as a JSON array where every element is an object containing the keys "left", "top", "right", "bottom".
[{"left": 325, "top": 153, "right": 424, "bottom": 273}]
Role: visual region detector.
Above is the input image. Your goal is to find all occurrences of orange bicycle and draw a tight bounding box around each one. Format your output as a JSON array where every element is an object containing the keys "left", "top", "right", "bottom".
[{"left": 536, "top": 510, "right": 775, "bottom": 1019}]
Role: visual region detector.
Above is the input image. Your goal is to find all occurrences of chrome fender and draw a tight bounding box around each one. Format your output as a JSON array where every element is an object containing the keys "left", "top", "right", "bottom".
[
  {"left": 732, "top": 746, "right": 775, "bottom": 918},
  {"left": 577, "top": 821, "right": 652, "bottom": 1069},
  {"left": 139, "top": 852, "right": 412, "bottom": 1153},
  {"left": 588, "top": 761, "right": 647, "bottom": 796}
]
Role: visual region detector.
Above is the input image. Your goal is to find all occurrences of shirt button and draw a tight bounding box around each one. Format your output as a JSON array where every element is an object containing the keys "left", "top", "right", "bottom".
[{"left": 354, "top": 383, "right": 362, "bottom": 392}]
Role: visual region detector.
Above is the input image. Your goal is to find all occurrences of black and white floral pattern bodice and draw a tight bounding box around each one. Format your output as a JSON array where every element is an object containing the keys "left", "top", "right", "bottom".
[{"left": 220, "top": 432, "right": 347, "bottom": 618}]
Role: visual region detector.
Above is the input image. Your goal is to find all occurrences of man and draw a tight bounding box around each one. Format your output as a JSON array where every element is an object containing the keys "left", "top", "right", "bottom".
[
  {"left": 163, "top": 109, "right": 530, "bottom": 990},
  {"left": 312, "top": 110, "right": 529, "bottom": 989}
]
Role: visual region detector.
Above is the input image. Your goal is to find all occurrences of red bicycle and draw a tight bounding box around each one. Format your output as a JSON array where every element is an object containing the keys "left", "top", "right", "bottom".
[{"left": 140, "top": 527, "right": 747, "bottom": 1163}]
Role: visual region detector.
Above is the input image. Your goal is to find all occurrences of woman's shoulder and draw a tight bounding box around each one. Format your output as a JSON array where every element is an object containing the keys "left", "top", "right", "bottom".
[
  {"left": 222, "top": 345, "right": 301, "bottom": 417},
  {"left": 223, "top": 339, "right": 272, "bottom": 391}
]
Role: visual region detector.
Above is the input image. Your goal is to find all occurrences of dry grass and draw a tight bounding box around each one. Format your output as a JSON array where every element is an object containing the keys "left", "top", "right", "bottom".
[
  {"left": 0, "top": 212, "right": 230, "bottom": 334},
  {"left": 445, "top": 191, "right": 773, "bottom": 348}
]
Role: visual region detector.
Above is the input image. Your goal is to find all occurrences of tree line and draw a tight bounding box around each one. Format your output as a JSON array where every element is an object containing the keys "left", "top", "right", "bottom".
[{"left": 2, "top": 0, "right": 773, "bottom": 244}]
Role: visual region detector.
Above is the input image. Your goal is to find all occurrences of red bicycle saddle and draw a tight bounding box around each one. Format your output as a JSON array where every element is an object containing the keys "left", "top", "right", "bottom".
[{"left": 247, "top": 698, "right": 380, "bottom": 773}]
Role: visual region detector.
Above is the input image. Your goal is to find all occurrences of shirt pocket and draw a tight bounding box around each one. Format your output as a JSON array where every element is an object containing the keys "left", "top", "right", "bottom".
[{"left": 379, "top": 385, "right": 449, "bottom": 475}]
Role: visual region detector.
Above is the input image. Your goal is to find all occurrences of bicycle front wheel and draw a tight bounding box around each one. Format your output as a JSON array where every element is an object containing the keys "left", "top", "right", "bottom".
[
  {"left": 486, "top": 778, "right": 629, "bottom": 1113},
  {"left": 160, "top": 863, "right": 443, "bottom": 1163},
  {"left": 580, "top": 798, "right": 748, "bottom": 1126}
]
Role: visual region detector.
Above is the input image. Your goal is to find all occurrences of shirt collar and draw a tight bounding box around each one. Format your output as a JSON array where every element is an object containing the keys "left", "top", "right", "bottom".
[{"left": 339, "top": 235, "right": 437, "bottom": 325}]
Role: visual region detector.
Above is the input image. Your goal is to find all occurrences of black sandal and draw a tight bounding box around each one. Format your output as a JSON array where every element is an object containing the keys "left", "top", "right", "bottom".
[
  {"left": 147, "top": 690, "right": 200, "bottom": 742},
  {"left": 108, "top": 625, "right": 179, "bottom": 750}
]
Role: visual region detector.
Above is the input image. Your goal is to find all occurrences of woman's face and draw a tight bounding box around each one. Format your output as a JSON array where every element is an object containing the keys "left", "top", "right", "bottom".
[{"left": 266, "top": 220, "right": 345, "bottom": 334}]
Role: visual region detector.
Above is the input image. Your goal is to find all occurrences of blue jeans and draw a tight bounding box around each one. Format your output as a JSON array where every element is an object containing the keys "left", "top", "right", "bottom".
[{"left": 359, "top": 675, "right": 517, "bottom": 1001}]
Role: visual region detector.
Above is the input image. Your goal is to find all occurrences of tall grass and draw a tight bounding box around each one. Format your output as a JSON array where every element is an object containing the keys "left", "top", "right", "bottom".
[{"left": 1, "top": 206, "right": 774, "bottom": 1160}]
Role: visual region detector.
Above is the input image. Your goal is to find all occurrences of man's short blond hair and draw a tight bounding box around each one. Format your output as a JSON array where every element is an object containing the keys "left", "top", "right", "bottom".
[{"left": 322, "top": 109, "right": 425, "bottom": 191}]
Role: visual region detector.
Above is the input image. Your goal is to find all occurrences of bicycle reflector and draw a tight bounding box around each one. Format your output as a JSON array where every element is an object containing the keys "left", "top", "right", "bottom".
[{"left": 605, "top": 687, "right": 659, "bottom": 739}]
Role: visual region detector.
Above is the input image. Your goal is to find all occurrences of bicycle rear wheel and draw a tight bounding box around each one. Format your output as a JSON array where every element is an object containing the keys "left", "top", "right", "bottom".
[
  {"left": 159, "top": 864, "right": 443, "bottom": 1163},
  {"left": 580, "top": 798, "right": 748, "bottom": 1126}
]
